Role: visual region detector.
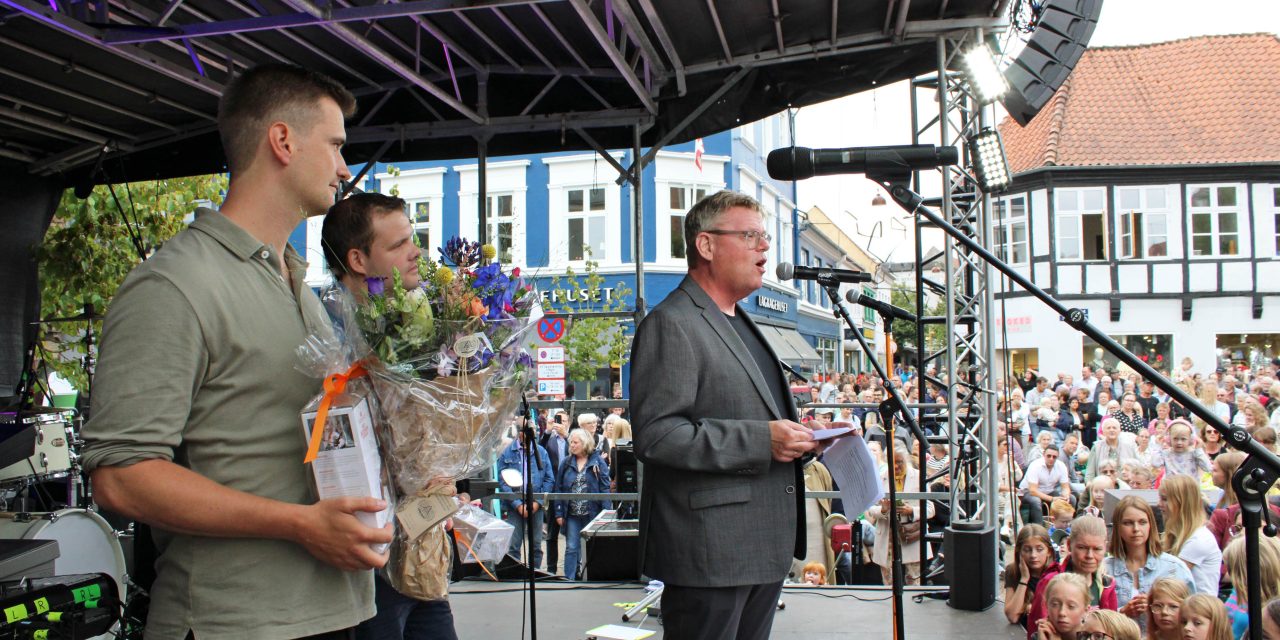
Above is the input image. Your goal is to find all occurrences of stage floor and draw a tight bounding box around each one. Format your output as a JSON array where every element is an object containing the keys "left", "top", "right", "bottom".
[{"left": 450, "top": 579, "right": 1026, "bottom": 639}]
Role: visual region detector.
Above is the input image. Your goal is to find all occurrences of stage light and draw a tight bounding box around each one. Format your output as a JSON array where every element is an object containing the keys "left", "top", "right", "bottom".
[
  {"left": 871, "top": 192, "right": 886, "bottom": 206},
  {"left": 960, "top": 43, "right": 1008, "bottom": 104},
  {"left": 967, "top": 128, "right": 1011, "bottom": 194}
]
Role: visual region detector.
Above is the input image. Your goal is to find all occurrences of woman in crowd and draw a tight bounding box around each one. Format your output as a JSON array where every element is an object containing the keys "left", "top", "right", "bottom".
[
  {"left": 1159, "top": 475, "right": 1223, "bottom": 596},
  {"left": 1149, "top": 402, "right": 1176, "bottom": 433},
  {"left": 1063, "top": 397, "right": 1086, "bottom": 440},
  {"left": 1201, "top": 382, "right": 1231, "bottom": 423},
  {"left": 1223, "top": 535, "right": 1280, "bottom": 639},
  {"left": 1199, "top": 418, "right": 1227, "bottom": 461},
  {"left": 867, "top": 440, "right": 932, "bottom": 586},
  {"left": 1234, "top": 397, "right": 1270, "bottom": 431},
  {"left": 1034, "top": 573, "right": 1093, "bottom": 640},
  {"left": 1027, "top": 515, "right": 1117, "bottom": 635},
  {"left": 1134, "top": 429, "right": 1153, "bottom": 463},
  {"left": 999, "top": 436, "right": 1023, "bottom": 540},
  {"left": 1115, "top": 393, "right": 1147, "bottom": 435},
  {"left": 1180, "top": 594, "right": 1233, "bottom": 640},
  {"left": 1144, "top": 577, "right": 1191, "bottom": 640},
  {"left": 1255, "top": 426, "right": 1278, "bottom": 454},
  {"left": 1079, "top": 610, "right": 1140, "bottom": 640},
  {"left": 1027, "top": 430, "right": 1057, "bottom": 466},
  {"left": 1086, "top": 418, "right": 1139, "bottom": 483},
  {"left": 1104, "top": 496, "right": 1194, "bottom": 631},
  {"left": 1005, "top": 524, "right": 1058, "bottom": 627},
  {"left": 553, "top": 428, "right": 611, "bottom": 581}
]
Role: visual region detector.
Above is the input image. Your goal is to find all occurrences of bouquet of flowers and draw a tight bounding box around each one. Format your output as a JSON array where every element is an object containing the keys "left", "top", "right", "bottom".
[{"left": 318, "top": 236, "right": 538, "bottom": 600}]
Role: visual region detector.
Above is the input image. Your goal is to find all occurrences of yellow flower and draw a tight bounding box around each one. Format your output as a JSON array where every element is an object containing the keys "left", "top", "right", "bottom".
[
  {"left": 481, "top": 244, "right": 497, "bottom": 261},
  {"left": 433, "top": 267, "right": 454, "bottom": 287}
]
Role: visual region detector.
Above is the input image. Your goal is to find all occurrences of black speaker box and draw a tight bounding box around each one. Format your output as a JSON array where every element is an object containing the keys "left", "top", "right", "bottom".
[
  {"left": 943, "top": 524, "right": 997, "bottom": 611},
  {"left": 584, "top": 535, "right": 640, "bottom": 581},
  {"left": 1002, "top": 0, "right": 1104, "bottom": 126}
]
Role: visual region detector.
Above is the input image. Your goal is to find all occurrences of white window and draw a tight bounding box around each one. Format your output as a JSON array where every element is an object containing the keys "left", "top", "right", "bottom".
[
  {"left": 740, "top": 121, "right": 756, "bottom": 148},
  {"left": 409, "top": 200, "right": 433, "bottom": 258},
  {"left": 1056, "top": 188, "right": 1108, "bottom": 261},
  {"left": 1188, "top": 184, "right": 1242, "bottom": 257},
  {"left": 993, "top": 194, "right": 1028, "bottom": 265},
  {"left": 800, "top": 248, "right": 812, "bottom": 301},
  {"left": 1273, "top": 186, "right": 1280, "bottom": 255},
  {"left": 665, "top": 184, "right": 709, "bottom": 262},
  {"left": 778, "top": 203, "right": 795, "bottom": 276},
  {"left": 483, "top": 194, "right": 515, "bottom": 264},
  {"left": 566, "top": 186, "right": 607, "bottom": 262},
  {"left": 760, "top": 194, "right": 777, "bottom": 282},
  {"left": 1116, "top": 186, "right": 1170, "bottom": 259}
]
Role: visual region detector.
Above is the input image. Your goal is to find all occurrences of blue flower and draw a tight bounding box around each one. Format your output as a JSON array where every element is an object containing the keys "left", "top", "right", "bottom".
[
  {"left": 366, "top": 277, "right": 385, "bottom": 296},
  {"left": 439, "top": 237, "right": 481, "bottom": 268}
]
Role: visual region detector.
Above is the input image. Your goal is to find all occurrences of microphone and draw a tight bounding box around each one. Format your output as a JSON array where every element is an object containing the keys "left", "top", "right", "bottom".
[
  {"left": 767, "top": 144, "right": 959, "bottom": 181},
  {"left": 846, "top": 290, "right": 918, "bottom": 324},
  {"left": 776, "top": 262, "right": 873, "bottom": 285}
]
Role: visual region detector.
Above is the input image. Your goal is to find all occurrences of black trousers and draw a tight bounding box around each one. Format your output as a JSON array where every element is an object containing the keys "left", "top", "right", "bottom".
[
  {"left": 186, "top": 629, "right": 353, "bottom": 640},
  {"left": 660, "top": 581, "right": 783, "bottom": 640},
  {"left": 546, "top": 514, "right": 562, "bottom": 573}
]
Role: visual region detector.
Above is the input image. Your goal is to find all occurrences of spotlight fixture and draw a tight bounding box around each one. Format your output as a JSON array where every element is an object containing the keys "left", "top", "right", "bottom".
[
  {"left": 871, "top": 192, "right": 886, "bottom": 206},
  {"left": 967, "top": 128, "right": 1011, "bottom": 193},
  {"left": 960, "top": 42, "right": 1008, "bottom": 105}
]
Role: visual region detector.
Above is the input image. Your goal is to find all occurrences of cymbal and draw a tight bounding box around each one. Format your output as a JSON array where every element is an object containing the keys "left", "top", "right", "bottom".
[{"left": 33, "top": 310, "right": 103, "bottom": 324}]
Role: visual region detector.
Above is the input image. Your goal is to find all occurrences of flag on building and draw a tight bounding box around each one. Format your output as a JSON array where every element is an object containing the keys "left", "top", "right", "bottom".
[{"left": 694, "top": 138, "right": 705, "bottom": 172}]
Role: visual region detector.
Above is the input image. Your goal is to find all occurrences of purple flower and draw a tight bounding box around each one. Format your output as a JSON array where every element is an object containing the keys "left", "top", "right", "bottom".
[{"left": 366, "top": 277, "right": 385, "bottom": 296}]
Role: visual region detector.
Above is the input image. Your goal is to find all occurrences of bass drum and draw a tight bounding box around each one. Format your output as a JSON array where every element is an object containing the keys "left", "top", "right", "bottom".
[{"left": 0, "top": 509, "right": 127, "bottom": 640}]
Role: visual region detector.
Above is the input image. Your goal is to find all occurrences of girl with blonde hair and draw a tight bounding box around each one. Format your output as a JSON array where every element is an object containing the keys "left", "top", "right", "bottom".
[
  {"left": 1026, "top": 515, "right": 1117, "bottom": 637},
  {"left": 1158, "top": 475, "right": 1222, "bottom": 595},
  {"left": 1144, "top": 577, "right": 1190, "bottom": 640},
  {"left": 1034, "top": 573, "right": 1091, "bottom": 640},
  {"left": 1223, "top": 535, "right": 1280, "bottom": 639},
  {"left": 1180, "top": 594, "right": 1232, "bottom": 640},
  {"left": 1079, "top": 610, "right": 1140, "bottom": 640}
]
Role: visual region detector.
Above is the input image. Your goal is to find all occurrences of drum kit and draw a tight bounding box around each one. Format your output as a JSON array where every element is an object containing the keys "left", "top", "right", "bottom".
[{"left": 0, "top": 307, "right": 134, "bottom": 639}]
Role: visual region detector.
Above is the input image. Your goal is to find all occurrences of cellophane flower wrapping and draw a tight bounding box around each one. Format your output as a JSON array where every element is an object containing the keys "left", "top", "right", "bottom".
[{"left": 321, "top": 237, "right": 539, "bottom": 600}]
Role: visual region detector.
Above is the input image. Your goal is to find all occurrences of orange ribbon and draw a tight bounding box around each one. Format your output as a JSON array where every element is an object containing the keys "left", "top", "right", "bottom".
[{"left": 304, "top": 362, "right": 368, "bottom": 464}]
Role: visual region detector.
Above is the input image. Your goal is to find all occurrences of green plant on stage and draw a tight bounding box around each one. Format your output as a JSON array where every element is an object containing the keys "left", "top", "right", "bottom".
[
  {"left": 545, "top": 254, "right": 634, "bottom": 384},
  {"left": 36, "top": 175, "right": 228, "bottom": 391}
]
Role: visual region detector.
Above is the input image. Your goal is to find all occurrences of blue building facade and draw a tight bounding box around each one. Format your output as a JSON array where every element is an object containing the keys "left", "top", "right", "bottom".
[{"left": 299, "top": 115, "right": 845, "bottom": 393}]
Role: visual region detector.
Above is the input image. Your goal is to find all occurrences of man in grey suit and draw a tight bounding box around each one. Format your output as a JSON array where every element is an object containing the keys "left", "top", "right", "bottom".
[{"left": 630, "top": 190, "right": 822, "bottom": 640}]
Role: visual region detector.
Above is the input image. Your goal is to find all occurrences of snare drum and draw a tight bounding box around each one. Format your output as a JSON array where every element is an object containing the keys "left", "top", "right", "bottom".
[
  {"left": 0, "top": 508, "right": 127, "bottom": 598},
  {"left": 0, "top": 420, "right": 74, "bottom": 484}
]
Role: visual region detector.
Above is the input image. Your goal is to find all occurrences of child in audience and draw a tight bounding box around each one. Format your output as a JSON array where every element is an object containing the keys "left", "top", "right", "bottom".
[
  {"left": 1180, "top": 593, "right": 1232, "bottom": 640},
  {"left": 800, "top": 561, "right": 825, "bottom": 586},
  {"left": 1005, "top": 524, "right": 1058, "bottom": 628},
  {"left": 1048, "top": 498, "right": 1075, "bottom": 550},
  {"left": 1026, "top": 515, "right": 1117, "bottom": 638},
  {"left": 1034, "top": 573, "right": 1091, "bottom": 640},
  {"left": 1144, "top": 577, "right": 1191, "bottom": 640},
  {"left": 1077, "top": 475, "right": 1114, "bottom": 518},
  {"left": 1148, "top": 419, "right": 1211, "bottom": 479},
  {"left": 1262, "top": 598, "right": 1280, "bottom": 640},
  {"left": 1224, "top": 535, "right": 1280, "bottom": 639},
  {"left": 1079, "top": 610, "right": 1140, "bottom": 640}
]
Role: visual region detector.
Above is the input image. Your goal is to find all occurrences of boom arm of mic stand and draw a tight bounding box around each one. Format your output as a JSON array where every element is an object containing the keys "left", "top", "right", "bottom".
[{"left": 873, "top": 176, "right": 1280, "bottom": 640}]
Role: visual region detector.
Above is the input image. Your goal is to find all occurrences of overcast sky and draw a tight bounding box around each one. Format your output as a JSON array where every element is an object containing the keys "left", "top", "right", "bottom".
[{"left": 792, "top": 0, "right": 1280, "bottom": 263}]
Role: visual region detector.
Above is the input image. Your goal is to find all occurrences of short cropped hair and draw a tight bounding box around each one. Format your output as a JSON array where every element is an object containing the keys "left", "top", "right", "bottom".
[
  {"left": 218, "top": 64, "right": 356, "bottom": 175},
  {"left": 683, "top": 190, "right": 762, "bottom": 268},
  {"left": 321, "top": 193, "right": 407, "bottom": 278}
]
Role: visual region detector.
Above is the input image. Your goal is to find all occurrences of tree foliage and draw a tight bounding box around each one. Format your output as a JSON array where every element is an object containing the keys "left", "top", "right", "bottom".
[
  {"left": 889, "top": 285, "right": 947, "bottom": 355},
  {"left": 36, "top": 175, "right": 228, "bottom": 391},
  {"left": 544, "top": 259, "right": 634, "bottom": 383}
]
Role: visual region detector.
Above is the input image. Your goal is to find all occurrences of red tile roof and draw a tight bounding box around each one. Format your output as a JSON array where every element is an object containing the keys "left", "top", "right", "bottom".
[{"left": 999, "top": 33, "right": 1280, "bottom": 175}]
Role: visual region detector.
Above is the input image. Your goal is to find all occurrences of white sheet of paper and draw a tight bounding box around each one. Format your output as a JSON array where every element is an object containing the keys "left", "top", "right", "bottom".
[
  {"left": 823, "top": 435, "right": 884, "bottom": 516},
  {"left": 810, "top": 426, "right": 853, "bottom": 441},
  {"left": 584, "top": 624, "right": 656, "bottom": 640}
]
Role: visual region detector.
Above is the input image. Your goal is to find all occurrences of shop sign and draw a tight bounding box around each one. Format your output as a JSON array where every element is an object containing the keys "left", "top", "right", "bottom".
[{"left": 756, "top": 294, "right": 788, "bottom": 313}]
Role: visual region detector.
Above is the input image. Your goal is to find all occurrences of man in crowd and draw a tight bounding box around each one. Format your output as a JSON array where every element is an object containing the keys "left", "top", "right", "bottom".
[
  {"left": 82, "top": 65, "right": 386, "bottom": 639},
  {"left": 1073, "top": 365, "right": 1099, "bottom": 401},
  {"left": 498, "top": 420, "right": 553, "bottom": 569},
  {"left": 1025, "top": 376, "right": 1050, "bottom": 408},
  {"left": 1018, "top": 444, "right": 1071, "bottom": 526},
  {"left": 320, "top": 193, "right": 460, "bottom": 640},
  {"left": 631, "top": 190, "right": 823, "bottom": 639}
]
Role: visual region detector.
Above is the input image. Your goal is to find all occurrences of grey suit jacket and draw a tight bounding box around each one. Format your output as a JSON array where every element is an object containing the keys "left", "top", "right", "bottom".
[{"left": 629, "top": 276, "right": 805, "bottom": 587}]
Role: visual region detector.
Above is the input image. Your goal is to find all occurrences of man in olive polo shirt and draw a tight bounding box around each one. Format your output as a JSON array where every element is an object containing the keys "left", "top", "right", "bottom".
[{"left": 81, "top": 65, "right": 390, "bottom": 640}]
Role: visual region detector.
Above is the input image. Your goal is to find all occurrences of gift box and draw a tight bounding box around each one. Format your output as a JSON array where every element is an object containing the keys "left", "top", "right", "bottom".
[
  {"left": 301, "top": 390, "right": 393, "bottom": 550},
  {"left": 451, "top": 504, "right": 515, "bottom": 564}
]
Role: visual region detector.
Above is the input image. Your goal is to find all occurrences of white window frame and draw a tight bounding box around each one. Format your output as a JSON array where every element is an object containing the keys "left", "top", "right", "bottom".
[
  {"left": 993, "top": 194, "right": 1028, "bottom": 266},
  {"left": 1272, "top": 185, "right": 1280, "bottom": 257},
  {"left": 481, "top": 194, "right": 518, "bottom": 265},
  {"left": 777, "top": 198, "right": 795, "bottom": 278},
  {"left": 1187, "top": 183, "right": 1244, "bottom": 258},
  {"left": 740, "top": 120, "right": 756, "bottom": 149},
  {"left": 454, "top": 160, "right": 528, "bottom": 268},
  {"left": 660, "top": 183, "right": 711, "bottom": 264},
  {"left": 544, "top": 154, "right": 623, "bottom": 269},
  {"left": 800, "top": 248, "right": 812, "bottom": 302},
  {"left": 654, "top": 151, "right": 727, "bottom": 266},
  {"left": 1055, "top": 187, "right": 1109, "bottom": 262},
  {"left": 564, "top": 185, "right": 609, "bottom": 263},
  {"left": 1115, "top": 186, "right": 1171, "bottom": 260}
]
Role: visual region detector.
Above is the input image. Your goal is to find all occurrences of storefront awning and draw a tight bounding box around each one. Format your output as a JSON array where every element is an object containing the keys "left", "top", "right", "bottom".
[{"left": 757, "top": 325, "right": 822, "bottom": 367}]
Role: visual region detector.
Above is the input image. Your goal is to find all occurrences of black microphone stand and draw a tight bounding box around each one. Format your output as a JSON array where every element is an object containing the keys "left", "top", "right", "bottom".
[
  {"left": 870, "top": 174, "right": 1280, "bottom": 640},
  {"left": 519, "top": 392, "right": 540, "bottom": 640},
  {"left": 819, "top": 279, "right": 929, "bottom": 640}
]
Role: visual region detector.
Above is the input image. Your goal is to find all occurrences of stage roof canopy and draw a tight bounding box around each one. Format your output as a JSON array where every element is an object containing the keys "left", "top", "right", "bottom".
[{"left": 0, "top": 0, "right": 1009, "bottom": 184}]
